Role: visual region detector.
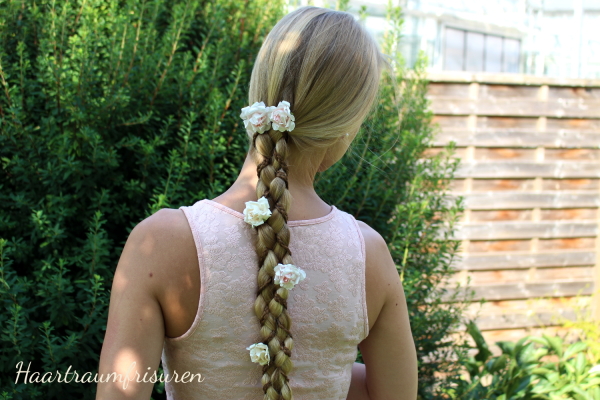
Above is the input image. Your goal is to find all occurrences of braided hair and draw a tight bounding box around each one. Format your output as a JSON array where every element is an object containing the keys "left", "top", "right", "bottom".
[
  {"left": 246, "top": 6, "right": 385, "bottom": 399},
  {"left": 253, "top": 128, "right": 294, "bottom": 399}
]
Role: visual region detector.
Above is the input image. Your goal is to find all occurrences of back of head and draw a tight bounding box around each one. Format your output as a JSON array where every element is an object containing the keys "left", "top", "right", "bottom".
[
  {"left": 249, "top": 6, "right": 384, "bottom": 152},
  {"left": 244, "top": 6, "right": 384, "bottom": 400}
]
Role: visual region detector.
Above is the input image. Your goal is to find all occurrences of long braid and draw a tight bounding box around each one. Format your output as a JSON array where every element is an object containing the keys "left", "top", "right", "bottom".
[
  {"left": 253, "top": 128, "right": 294, "bottom": 400},
  {"left": 244, "top": 7, "right": 385, "bottom": 399}
]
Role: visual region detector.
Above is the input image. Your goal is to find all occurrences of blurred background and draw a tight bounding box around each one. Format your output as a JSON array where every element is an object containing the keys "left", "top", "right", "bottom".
[{"left": 296, "top": 0, "right": 600, "bottom": 79}]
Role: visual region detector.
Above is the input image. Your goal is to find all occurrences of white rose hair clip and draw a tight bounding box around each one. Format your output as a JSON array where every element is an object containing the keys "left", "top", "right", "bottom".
[
  {"left": 243, "top": 197, "right": 272, "bottom": 227},
  {"left": 270, "top": 101, "right": 295, "bottom": 132},
  {"left": 274, "top": 263, "right": 306, "bottom": 290},
  {"left": 240, "top": 102, "right": 273, "bottom": 134},
  {"left": 240, "top": 100, "right": 295, "bottom": 135},
  {"left": 246, "top": 343, "right": 270, "bottom": 365}
]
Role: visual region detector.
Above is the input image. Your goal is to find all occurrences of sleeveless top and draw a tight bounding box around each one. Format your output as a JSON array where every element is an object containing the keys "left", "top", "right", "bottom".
[{"left": 160, "top": 199, "right": 368, "bottom": 400}]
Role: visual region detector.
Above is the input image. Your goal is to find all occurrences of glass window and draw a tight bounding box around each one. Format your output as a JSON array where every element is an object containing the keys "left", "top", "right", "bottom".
[
  {"left": 503, "top": 38, "right": 521, "bottom": 73},
  {"left": 485, "top": 35, "right": 503, "bottom": 73},
  {"left": 466, "top": 31, "right": 485, "bottom": 71},
  {"left": 444, "top": 28, "right": 465, "bottom": 71},
  {"left": 443, "top": 28, "right": 520, "bottom": 74}
]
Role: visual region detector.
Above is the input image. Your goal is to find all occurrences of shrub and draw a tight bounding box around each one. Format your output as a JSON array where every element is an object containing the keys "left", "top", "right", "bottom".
[
  {"left": 447, "top": 321, "right": 600, "bottom": 400},
  {"left": 0, "top": 1, "right": 467, "bottom": 399},
  {"left": 0, "top": 1, "right": 284, "bottom": 398}
]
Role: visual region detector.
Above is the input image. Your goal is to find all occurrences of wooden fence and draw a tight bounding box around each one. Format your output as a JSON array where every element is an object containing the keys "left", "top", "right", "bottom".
[{"left": 427, "top": 72, "right": 600, "bottom": 347}]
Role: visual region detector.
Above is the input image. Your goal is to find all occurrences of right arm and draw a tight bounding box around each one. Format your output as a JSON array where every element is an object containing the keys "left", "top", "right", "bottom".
[{"left": 348, "top": 221, "right": 418, "bottom": 400}]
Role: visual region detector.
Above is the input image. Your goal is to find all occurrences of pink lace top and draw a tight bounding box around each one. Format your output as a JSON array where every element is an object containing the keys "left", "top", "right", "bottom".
[{"left": 161, "top": 199, "right": 368, "bottom": 400}]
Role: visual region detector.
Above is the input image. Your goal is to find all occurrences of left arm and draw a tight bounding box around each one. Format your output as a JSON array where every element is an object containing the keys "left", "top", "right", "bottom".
[{"left": 96, "top": 209, "right": 189, "bottom": 399}]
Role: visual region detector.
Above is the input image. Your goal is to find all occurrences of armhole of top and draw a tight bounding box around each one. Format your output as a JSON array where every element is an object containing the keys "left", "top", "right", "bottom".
[
  {"left": 350, "top": 216, "right": 369, "bottom": 341},
  {"left": 164, "top": 205, "right": 206, "bottom": 342}
]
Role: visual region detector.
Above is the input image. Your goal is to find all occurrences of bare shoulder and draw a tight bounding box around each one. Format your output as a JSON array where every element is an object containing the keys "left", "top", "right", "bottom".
[
  {"left": 355, "top": 219, "right": 388, "bottom": 255},
  {"left": 355, "top": 219, "right": 396, "bottom": 280},
  {"left": 118, "top": 208, "right": 196, "bottom": 298},
  {"left": 133, "top": 208, "right": 192, "bottom": 241}
]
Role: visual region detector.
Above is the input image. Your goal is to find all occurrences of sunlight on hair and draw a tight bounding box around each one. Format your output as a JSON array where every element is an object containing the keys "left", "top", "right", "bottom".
[{"left": 278, "top": 31, "right": 301, "bottom": 55}]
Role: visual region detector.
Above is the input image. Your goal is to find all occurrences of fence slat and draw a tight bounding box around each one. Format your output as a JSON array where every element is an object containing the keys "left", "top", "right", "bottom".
[
  {"left": 433, "top": 130, "right": 600, "bottom": 148},
  {"left": 454, "top": 250, "right": 597, "bottom": 270},
  {"left": 450, "top": 191, "right": 600, "bottom": 209},
  {"left": 429, "top": 98, "right": 600, "bottom": 118},
  {"left": 456, "top": 162, "right": 600, "bottom": 178},
  {"left": 469, "top": 309, "right": 577, "bottom": 330},
  {"left": 428, "top": 72, "right": 600, "bottom": 87},
  {"left": 442, "top": 280, "right": 594, "bottom": 301},
  {"left": 453, "top": 221, "right": 598, "bottom": 240}
]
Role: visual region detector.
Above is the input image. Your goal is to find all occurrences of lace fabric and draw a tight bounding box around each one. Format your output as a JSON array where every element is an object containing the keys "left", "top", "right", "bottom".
[{"left": 161, "top": 199, "right": 368, "bottom": 400}]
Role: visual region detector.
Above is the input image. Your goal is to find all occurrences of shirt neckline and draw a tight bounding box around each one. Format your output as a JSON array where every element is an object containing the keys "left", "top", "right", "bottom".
[{"left": 201, "top": 199, "right": 337, "bottom": 227}]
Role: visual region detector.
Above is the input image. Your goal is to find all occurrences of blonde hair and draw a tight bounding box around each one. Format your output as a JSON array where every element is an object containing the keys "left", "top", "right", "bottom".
[{"left": 247, "top": 6, "right": 384, "bottom": 399}]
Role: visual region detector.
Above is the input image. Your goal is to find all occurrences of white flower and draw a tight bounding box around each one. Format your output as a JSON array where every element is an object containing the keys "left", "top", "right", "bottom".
[
  {"left": 240, "top": 102, "right": 274, "bottom": 134},
  {"left": 274, "top": 263, "right": 306, "bottom": 290},
  {"left": 590, "top": 364, "right": 600, "bottom": 375},
  {"left": 243, "top": 197, "right": 272, "bottom": 227},
  {"left": 246, "top": 343, "right": 270, "bottom": 365},
  {"left": 270, "top": 101, "right": 295, "bottom": 132}
]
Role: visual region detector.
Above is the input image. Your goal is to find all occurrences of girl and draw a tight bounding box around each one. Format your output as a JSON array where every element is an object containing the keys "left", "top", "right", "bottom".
[{"left": 96, "top": 6, "right": 417, "bottom": 400}]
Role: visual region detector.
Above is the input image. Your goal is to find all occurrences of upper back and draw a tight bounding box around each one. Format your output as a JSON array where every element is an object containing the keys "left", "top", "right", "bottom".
[{"left": 160, "top": 199, "right": 370, "bottom": 400}]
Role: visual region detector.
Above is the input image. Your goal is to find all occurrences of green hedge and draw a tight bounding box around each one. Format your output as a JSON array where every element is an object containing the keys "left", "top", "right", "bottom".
[{"left": 0, "top": 1, "right": 466, "bottom": 399}]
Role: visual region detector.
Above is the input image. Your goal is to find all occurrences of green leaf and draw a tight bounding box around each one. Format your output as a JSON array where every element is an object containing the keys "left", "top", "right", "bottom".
[
  {"left": 555, "top": 383, "right": 577, "bottom": 396},
  {"left": 564, "top": 341, "right": 588, "bottom": 360},
  {"left": 497, "top": 340, "right": 515, "bottom": 356},
  {"left": 574, "top": 353, "right": 588, "bottom": 377},
  {"left": 487, "top": 354, "right": 508, "bottom": 373},
  {"left": 466, "top": 320, "right": 493, "bottom": 362},
  {"left": 542, "top": 334, "right": 564, "bottom": 357}
]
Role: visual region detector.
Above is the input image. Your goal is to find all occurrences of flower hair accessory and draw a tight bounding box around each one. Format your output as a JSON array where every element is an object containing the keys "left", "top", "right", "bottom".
[
  {"left": 240, "top": 102, "right": 273, "bottom": 134},
  {"left": 270, "top": 101, "right": 295, "bottom": 132},
  {"left": 274, "top": 263, "right": 306, "bottom": 290},
  {"left": 243, "top": 197, "right": 272, "bottom": 227},
  {"left": 240, "top": 100, "right": 295, "bottom": 135},
  {"left": 246, "top": 343, "right": 270, "bottom": 365}
]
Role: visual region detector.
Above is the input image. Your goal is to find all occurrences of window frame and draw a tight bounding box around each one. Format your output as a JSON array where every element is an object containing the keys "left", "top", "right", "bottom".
[{"left": 442, "top": 26, "right": 522, "bottom": 73}]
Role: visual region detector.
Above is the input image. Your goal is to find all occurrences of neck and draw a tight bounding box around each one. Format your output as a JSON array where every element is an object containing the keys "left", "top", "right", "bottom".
[{"left": 211, "top": 150, "right": 332, "bottom": 220}]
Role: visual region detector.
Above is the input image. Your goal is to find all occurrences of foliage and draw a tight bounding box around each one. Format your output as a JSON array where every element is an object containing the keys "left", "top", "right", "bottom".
[
  {"left": 447, "top": 321, "right": 600, "bottom": 400},
  {"left": 315, "top": 5, "right": 470, "bottom": 399},
  {"left": 0, "top": 0, "right": 283, "bottom": 398},
  {"left": 559, "top": 298, "right": 600, "bottom": 366},
  {"left": 0, "top": 1, "right": 466, "bottom": 399}
]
